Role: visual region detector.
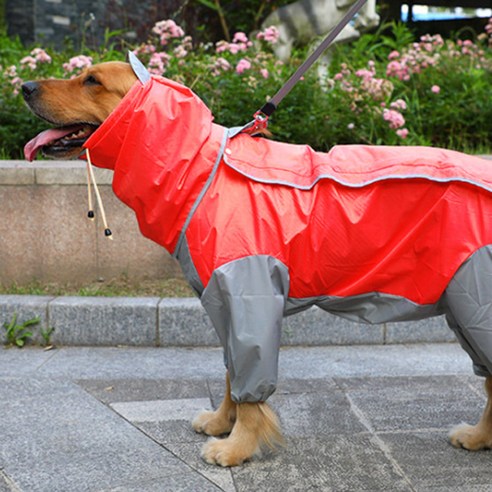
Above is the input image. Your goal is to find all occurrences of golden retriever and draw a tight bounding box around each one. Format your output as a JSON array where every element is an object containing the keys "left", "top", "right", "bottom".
[{"left": 22, "top": 61, "right": 492, "bottom": 467}]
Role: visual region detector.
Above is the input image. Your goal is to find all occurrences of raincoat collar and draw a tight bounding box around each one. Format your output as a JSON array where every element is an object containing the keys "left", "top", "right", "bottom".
[{"left": 83, "top": 74, "right": 224, "bottom": 253}]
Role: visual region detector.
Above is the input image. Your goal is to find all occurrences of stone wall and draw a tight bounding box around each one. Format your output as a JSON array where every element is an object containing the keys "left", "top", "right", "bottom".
[{"left": 1, "top": 161, "right": 181, "bottom": 286}]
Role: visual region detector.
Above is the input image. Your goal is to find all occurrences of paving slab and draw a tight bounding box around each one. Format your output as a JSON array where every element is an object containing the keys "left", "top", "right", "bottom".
[
  {"left": 0, "top": 377, "right": 218, "bottom": 492},
  {"left": 230, "top": 435, "right": 412, "bottom": 492},
  {"left": 336, "top": 375, "right": 485, "bottom": 432},
  {"left": 1, "top": 344, "right": 490, "bottom": 492},
  {"left": 0, "top": 471, "right": 14, "bottom": 492},
  {"left": 380, "top": 432, "right": 492, "bottom": 491},
  {"left": 6, "top": 343, "right": 472, "bottom": 382}
]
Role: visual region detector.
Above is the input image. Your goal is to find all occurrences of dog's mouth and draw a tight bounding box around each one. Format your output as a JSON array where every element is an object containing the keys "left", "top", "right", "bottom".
[{"left": 24, "top": 124, "right": 98, "bottom": 161}]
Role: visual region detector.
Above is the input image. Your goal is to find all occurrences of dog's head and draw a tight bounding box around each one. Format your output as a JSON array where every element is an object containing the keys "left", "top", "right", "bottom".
[{"left": 22, "top": 61, "right": 137, "bottom": 160}]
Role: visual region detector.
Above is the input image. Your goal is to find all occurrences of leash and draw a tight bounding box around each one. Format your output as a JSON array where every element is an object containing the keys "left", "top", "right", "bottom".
[{"left": 242, "top": 0, "right": 368, "bottom": 135}]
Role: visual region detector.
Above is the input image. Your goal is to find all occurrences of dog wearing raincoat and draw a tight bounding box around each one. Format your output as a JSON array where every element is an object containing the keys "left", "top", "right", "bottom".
[{"left": 22, "top": 56, "right": 492, "bottom": 466}]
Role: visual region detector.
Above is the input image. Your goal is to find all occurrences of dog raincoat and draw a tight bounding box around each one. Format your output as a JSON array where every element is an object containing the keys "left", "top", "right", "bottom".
[{"left": 84, "top": 66, "right": 492, "bottom": 403}]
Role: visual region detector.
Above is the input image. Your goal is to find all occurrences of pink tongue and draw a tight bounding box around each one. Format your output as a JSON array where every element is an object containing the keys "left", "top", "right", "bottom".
[{"left": 24, "top": 125, "right": 83, "bottom": 161}]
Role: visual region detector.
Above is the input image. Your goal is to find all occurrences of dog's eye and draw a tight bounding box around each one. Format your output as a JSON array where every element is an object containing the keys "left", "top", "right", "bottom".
[{"left": 84, "top": 75, "right": 101, "bottom": 86}]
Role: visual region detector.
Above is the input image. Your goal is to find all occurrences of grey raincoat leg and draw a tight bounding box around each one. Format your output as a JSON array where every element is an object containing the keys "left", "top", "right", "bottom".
[
  {"left": 200, "top": 256, "right": 290, "bottom": 403},
  {"left": 445, "top": 245, "right": 492, "bottom": 377}
]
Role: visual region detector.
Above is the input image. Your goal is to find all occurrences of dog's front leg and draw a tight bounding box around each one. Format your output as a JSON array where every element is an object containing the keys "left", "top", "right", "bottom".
[
  {"left": 197, "top": 256, "right": 290, "bottom": 466},
  {"left": 201, "top": 400, "right": 283, "bottom": 467},
  {"left": 449, "top": 376, "right": 492, "bottom": 450},
  {"left": 192, "top": 371, "right": 236, "bottom": 436}
]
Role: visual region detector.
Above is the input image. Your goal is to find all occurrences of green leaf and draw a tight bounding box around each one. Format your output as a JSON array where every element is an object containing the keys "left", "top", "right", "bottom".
[
  {"left": 22, "top": 317, "right": 40, "bottom": 328},
  {"left": 195, "top": 0, "right": 218, "bottom": 11}
]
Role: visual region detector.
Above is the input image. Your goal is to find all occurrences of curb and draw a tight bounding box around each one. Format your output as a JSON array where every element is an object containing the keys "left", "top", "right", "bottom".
[{"left": 0, "top": 295, "right": 456, "bottom": 347}]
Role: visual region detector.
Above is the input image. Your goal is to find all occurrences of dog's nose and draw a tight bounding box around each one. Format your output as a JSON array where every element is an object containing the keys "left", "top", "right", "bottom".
[{"left": 21, "top": 81, "right": 39, "bottom": 100}]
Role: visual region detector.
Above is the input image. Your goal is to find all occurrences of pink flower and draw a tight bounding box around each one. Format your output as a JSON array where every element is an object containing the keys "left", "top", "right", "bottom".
[
  {"left": 355, "top": 68, "right": 374, "bottom": 81},
  {"left": 386, "top": 60, "right": 410, "bottom": 81},
  {"left": 388, "top": 50, "right": 400, "bottom": 60},
  {"left": 211, "top": 57, "right": 231, "bottom": 75},
  {"left": 396, "top": 128, "right": 409, "bottom": 139},
  {"left": 20, "top": 56, "right": 37, "bottom": 70},
  {"left": 148, "top": 52, "right": 170, "bottom": 75},
  {"left": 215, "top": 40, "right": 229, "bottom": 53},
  {"left": 383, "top": 109, "right": 405, "bottom": 129},
  {"left": 63, "top": 55, "right": 93, "bottom": 74},
  {"left": 431, "top": 85, "right": 441, "bottom": 94},
  {"left": 10, "top": 76, "right": 23, "bottom": 95},
  {"left": 260, "top": 68, "right": 269, "bottom": 79},
  {"left": 133, "top": 44, "right": 157, "bottom": 56},
  {"left": 152, "top": 19, "right": 184, "bottom": 46},
  {"left": 236, "top": 59, "right": 251, "bottom": 74},
  {"left": 233, "top": 32, "right": 248, "bottom": 44},
  {"left": 5, "top": 65, "right": 18, "bottom": 77},
  {"left": 256, "top": 26, "right": 280, "bottom": 44},
  {"left": 31, "top": 48, "right": 51, "bottom": 64},
  {"left": 390, "top": 99, "right": 407, "bottom": 111},
  {"left": 174, "top": 45, "right": 188, "bottom": 58},
  {"left": 216, "top": 36, "right": 252, "bottom": 55}
]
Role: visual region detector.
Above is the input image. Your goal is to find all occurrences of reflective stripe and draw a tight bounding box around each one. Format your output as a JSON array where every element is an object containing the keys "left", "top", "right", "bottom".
[
  {"left": 173, "top": 128, "right": 228, "bottom": 259},
  {"left": 223, "top": 154, "right": 492, "bottom": 193}
]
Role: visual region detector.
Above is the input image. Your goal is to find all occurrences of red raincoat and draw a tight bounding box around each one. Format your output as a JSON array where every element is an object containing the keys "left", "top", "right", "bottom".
[{"left": 84, "top": 75, "right": 492, "bottom": 306}]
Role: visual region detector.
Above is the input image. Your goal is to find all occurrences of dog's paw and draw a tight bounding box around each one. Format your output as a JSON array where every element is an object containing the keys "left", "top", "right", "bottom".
[
  {"left": 201, "top": 437, "right": 259, "bottom": 467},
  {"left": 449, "top": 423, "right": 492, "bottom": 451},
  {"left": 192, "top": 410, "right": 234, "bottom": 436}
]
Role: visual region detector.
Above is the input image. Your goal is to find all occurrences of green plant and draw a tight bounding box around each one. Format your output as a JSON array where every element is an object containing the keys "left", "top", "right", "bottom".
[
  {"left": 40, "top": 326, "right": 55, "bottom": 347},
  {"left": 2, "top": 313, "right": 40, "bottom": 348},
  {"left": 1, "top": 18, "right": 492, "bottom": 158}
]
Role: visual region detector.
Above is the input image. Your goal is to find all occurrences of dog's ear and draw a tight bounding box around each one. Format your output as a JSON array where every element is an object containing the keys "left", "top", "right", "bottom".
[{"left": 127, "top": 51, "right": 151, "bottom": 84}]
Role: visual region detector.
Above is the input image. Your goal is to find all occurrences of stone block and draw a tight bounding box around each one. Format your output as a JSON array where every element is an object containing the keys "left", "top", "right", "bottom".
[
  {"left": 385, "top": 315, "right": 456, "bottom": 344},
  {"left": 33, "top": 161, "right": 113, "bottom": 185},
  {"left": 0, "top": 161, "right": 35, "bottom": 185},
  {"left": 49, "top": 296, "right": 159, "bottom": 346},
  {"left": 282, "top": 306, "right": 385, "bottom": 345},
  {"left": 158, "top": 298, "right": 219, "bottom": 346}
]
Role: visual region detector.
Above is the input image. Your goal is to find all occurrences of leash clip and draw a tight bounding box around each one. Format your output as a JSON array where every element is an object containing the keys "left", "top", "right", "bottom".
[{"left": 242, "top": 111, "right": 270, "bottom": 135}]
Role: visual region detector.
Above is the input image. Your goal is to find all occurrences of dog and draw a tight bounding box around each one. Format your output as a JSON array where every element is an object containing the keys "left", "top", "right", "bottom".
[{"left": 22, "top": 58, "right": 492, "bottom": 467}]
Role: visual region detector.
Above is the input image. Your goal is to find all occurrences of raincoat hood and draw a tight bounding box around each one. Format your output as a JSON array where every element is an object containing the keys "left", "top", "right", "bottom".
[{"left": 83, "top": 76, "right": 224, "bottom": 253}]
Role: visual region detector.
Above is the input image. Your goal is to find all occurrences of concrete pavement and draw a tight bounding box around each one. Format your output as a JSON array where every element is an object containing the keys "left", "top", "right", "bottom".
[{"left": 1, "top": 343, "right": 491, "bottom": 491}]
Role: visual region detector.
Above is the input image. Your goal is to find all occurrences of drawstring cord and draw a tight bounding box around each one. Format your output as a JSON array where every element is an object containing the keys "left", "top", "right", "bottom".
[
  {"left": 85, "top": 148, "right": 113, "bottom": 239},
  {"left": 86, "top": 157, "right": 95, "bottom": 220}
]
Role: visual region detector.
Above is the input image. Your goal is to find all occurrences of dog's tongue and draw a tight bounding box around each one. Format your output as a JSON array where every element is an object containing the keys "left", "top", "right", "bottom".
[{"left": 24, "top": 126, "right": 82, "bottom": 161}]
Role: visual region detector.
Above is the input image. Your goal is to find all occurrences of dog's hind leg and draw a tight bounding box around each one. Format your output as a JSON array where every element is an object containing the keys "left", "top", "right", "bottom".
[
  {"left": 449, "top": 376, "right": 492, "bottom": 450},
  {"left": 200, "top": 400, "right": 284, "bottom": 467},
  {"left": 192, "top": 372, "right": 237, "bottom": 436},
  {"left": 445, "top": 246, "right": 492, "bottom": 450}
]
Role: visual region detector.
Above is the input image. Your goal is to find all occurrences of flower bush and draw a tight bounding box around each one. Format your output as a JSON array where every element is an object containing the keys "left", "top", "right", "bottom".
[{"left": 1, "top": 18, "right": 492, "bottom": 159}]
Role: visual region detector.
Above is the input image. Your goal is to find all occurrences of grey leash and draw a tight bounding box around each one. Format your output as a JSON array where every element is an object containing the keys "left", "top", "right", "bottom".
[{"left": 243, "top": 0, "right": 368, "bottom": 134}]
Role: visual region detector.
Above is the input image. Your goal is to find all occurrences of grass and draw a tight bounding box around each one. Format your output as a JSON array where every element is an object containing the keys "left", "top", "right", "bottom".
[{"left": 0, "top": 276, "right": 195, "bottom": 298}]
